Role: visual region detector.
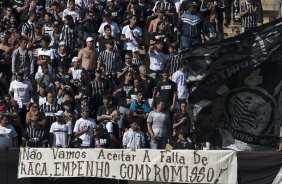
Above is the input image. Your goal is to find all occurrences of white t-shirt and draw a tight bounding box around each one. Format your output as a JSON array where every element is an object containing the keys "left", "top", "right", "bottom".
[
  {"left": 149, "top": 50, "right": 166, "bottom": 71},
  {"left": 121, "top": 25, "right": 142, "bottom": 51},
  {"left": 62, "top": 8, "right": 80, "bottom": 21},
  {"left": 69, "top": 67, "right": 83, "bottom": 80},
  {"left": 73, "top": 118, "right": 97, "bottom": 147},
  {"left": 9, "top": 80, "right": 33, "bottom": 106},
  {"left": 0, "top": 124, "right": 18, "bottom": 149},
  {"left": 98, "top": 21, "right": 120, "bottom": 39},
  {"left": 171, "top": 70, "right": 189, "bottom": 100},
  {"left": 50, "top": 122, "right": 72, "bottom": 147},
  {"left": 35, "top": 48, "right": 55, "bottom": 74}
]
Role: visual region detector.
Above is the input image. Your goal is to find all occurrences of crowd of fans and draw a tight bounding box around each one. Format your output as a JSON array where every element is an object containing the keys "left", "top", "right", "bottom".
[{"left": 0, "top": 0, "right": 267, "bottom": 150}]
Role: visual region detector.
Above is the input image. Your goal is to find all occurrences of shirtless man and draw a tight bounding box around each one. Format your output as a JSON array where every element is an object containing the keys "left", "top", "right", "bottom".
[
  {"left": 0, "top": 33, "right": 13, "bottom": 80},
  {"left": 78, "top": 37, "right": 98, "bottom": 71},
  {"left": 148, "top": 10, "right": 171, "bottom": 35}
]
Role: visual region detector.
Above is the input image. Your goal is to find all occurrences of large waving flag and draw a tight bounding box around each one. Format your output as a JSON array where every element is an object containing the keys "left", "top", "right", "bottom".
[{"left": 183, "top": 18, "right": 282, "bottom": 151}]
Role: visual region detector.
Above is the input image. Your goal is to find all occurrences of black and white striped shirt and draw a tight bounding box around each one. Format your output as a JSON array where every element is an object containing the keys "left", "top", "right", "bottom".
[
  {"left": 21, "top": 21, "right": 35, "bottom": 39},
  {"left": 97, "top": 50, "right": 122, "bottom": 73},
  {"left": 60, "top": 25, "right": 77, "bottom": 51},
  {"left": 22, "top": 127, "right": 48, "bottom": 147},
  {"left": 167, "top": 52, "right": 182, "bottom": 76},
  {"left": 40, "top": 102, "right": 62, "bottom": 129},
  {"left": 91, "top": 78, "right": 110, "bottom": 105},
  {"left": 240, "top": 1, "right": 257, "bottom": 28},
  {"left": 43, "top": 23, "right": 54, "bottom": 37}
]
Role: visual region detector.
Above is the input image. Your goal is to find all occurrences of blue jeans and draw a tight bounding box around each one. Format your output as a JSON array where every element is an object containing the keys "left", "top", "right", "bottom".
[
  {"left": 180, "top": 35, "right": 201, "bottom": 50},
  {"left": 150, "top": 137, "right": 167, "bottom": 149}
]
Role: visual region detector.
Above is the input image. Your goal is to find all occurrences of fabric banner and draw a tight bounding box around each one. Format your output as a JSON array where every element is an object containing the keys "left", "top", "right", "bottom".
[
  {"left": 17, "top": 148, "right": 237, "bottom": 183},
  {"left": 182, "top": 18, "right": 282, "bottom": 151}
]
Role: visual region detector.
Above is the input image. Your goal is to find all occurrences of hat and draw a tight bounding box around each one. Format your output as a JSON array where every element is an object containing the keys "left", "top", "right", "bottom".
[
  {"left": 86, "top": 37, "right": 94, "bottom": 42},
  {"left": 30, "top": 116, "right": 39, "bottom": 121},
  {"left": 72, "top": 57, "right": 79, "bottom": 63},
  {"left": 82, "top": 106, "right": 90, "bottom": 112},
  {"left": 132, "top": 48, "right": 139, "bottom": 53},
  {"left": 59, "top": 41, "right": 66, "bottom": 46},
  {"left": 81, "top": 95, "right": 89, "bottom": 100},
  {"left": 111, "top": 110, "right": 120, "bottom": 117},
  {"left": 54, "top": 110, "right": 64, "bottom": 117}
]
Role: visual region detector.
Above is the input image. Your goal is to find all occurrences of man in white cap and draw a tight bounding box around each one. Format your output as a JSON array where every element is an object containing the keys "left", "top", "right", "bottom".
[
  {"left": 49, "top": 110, "right": 72, "bottom": 148},
  {"left": 68, "top": 56, "right": 83, "bottom": 81},
  {"left": 78, "top": 37, "right": 98, "bottom": 72}
]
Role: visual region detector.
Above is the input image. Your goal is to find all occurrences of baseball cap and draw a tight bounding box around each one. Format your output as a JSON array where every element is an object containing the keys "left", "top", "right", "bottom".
[
  {"left": 86, "top": 37, "right": 94, "bottom": 42},
  {"left": 59, "top": 41, "right": 66, "bottom": 46},
  {"left": 72, "top": 57, "right": 79, "bottom": 63},
  {"left": 54, "top": 110, "right": 64, "bottom": 117}
]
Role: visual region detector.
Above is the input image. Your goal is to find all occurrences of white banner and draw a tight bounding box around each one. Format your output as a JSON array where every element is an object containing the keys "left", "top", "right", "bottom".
[{"left": 18, "top": 148, "right": 237, "bottom": 183}]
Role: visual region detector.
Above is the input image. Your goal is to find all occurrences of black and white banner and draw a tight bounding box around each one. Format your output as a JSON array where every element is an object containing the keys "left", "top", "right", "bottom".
[{"left": 183, "top": 18, "right": 282, "bottom": 151}]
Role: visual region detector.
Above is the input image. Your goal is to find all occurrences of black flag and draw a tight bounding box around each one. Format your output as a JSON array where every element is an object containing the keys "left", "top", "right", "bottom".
[{"left": 183, "top": 18, "right": 282, "bottom": 150}]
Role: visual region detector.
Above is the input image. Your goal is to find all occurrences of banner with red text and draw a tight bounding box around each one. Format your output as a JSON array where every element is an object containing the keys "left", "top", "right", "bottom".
[{"left": 18, "top": 148, "right": 237, "bottom": 183}]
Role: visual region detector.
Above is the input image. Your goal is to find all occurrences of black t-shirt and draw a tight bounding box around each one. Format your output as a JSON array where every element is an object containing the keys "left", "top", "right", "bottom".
[
  {"left": 116, "top": 82, "right": 134, "bottom": 107},
  {"left": 156, "top": 80, "right": 176, "bottom": 105},
  {"left": 173, "top": 111, "right": 190, "bottom": 135},
  {"left": 97, "top": 35, "right": 115, "bottom": 52},
  {"left": 128, "top": 86, "right": 145, "bottom": 100},
  {"left": 97, "top": 105, "right": 116, "bottom": 117},
  {"left": 82, "top": 8, "right": 101, "bottom": 33},
  {"left": 141, "top": 76, "right": 155, "bottom": 99},
  {"left": 173, "top": 140, "right": 193, "bottom": 149},
  {"left": 117, "top": 63, "right": 139, "bottom": 78}
]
